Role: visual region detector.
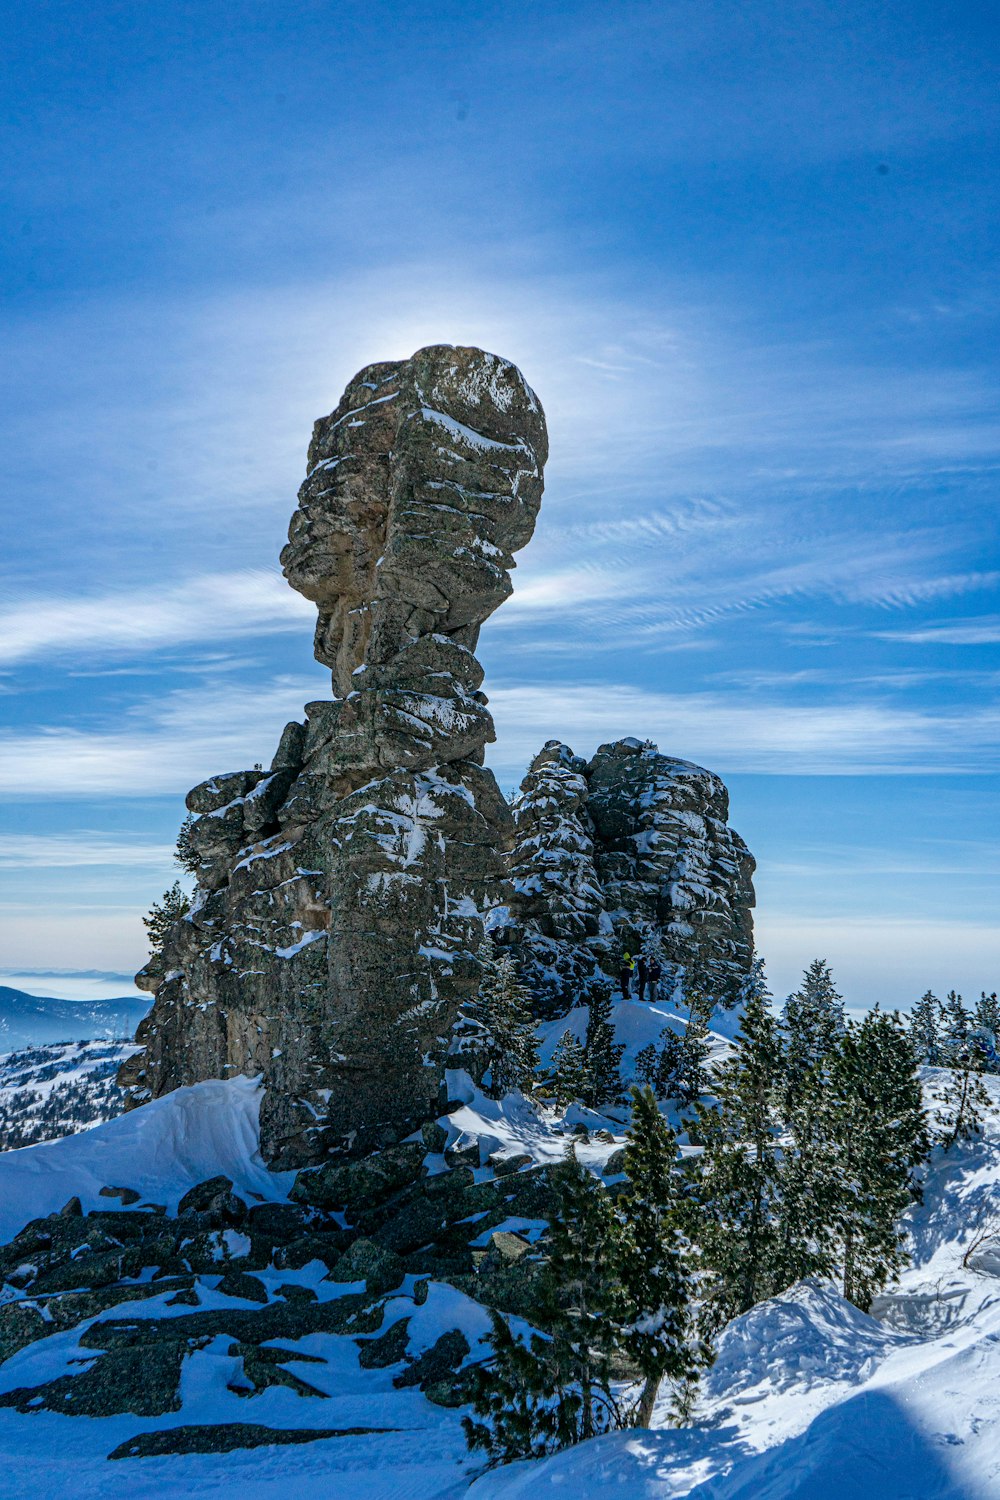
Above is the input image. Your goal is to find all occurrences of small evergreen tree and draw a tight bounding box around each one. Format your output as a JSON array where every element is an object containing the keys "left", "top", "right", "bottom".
[
  {"left": 684, "top": 959, "right": 785, "bottom": 1327},
  {"left": 635, "top": 1019, "right": 709, "bottom": 1106},
  {"left": 937, "top": 1042, "right": 991, "bottom": 1153},
  {"left": 909, "top": 990, "right": 942, "bottom": 1065},
  {"left": 475, "top": 940, "right": 540, "bottom": 1099},
  {"left": 774, "top": 1060, "right": 840, "bottom": 1291},
  {"left": 620, "top": 1087, "right": 710, "bottom": 1427},
  {"left": 781, "top": 959, "right": 845, "bottom": 1109},
  {"left": 939, "top": 990, "right": 971, "bottom": 1060},
  {"left": 174, "top": 814, "right": 201, "bottom": 878},
  {"left": 463, "top": 1147, "right": 628, "bottom": 1462},
  {"left": 818, "top": 1011, "right": 928, "bottom": 1309},
  {"left": 143, "top": 882, "right": 189, "bottom": 957},
  {"left": 972, "top": 992, "right": 1000, "bottom": 1074},
  {"left": 582, "top": 986, "right": 625, "bottom": 1108},
  {"left": 462, "top": 1313, "right": 572, "bottom": 1464},
  {"left": 550, "top": 1031, "right": 590, "bottom": 1109}
]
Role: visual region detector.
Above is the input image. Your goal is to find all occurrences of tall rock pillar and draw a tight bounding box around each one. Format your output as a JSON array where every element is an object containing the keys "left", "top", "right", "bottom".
[{"left": 121, "top": 346, "right": 547, "bottom": 1165}]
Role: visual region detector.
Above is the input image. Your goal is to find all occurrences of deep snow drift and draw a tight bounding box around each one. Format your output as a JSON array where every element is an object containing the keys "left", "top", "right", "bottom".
[{"left": 0, "top": 1003, "right": 998, "bottom": 1500}]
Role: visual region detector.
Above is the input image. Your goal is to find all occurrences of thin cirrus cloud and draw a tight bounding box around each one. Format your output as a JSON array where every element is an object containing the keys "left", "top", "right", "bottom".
[
  {"left": 872, "top": 616, "right": 1000, "bottom": 646},
  {"left": 486, "top": 683, "right": 1000, "bottom": 781},
  {"left": 0, "top": 835, "right": 176, "bottom": 869},
  {"left": 0, "top": 571, "right": 312, "bottom": 666},
  {"left": 2, "top": 675, "right": 994, "bottom": 799},
  {"left": 0, "top": 676, "right": 325, "bottom": 797}
]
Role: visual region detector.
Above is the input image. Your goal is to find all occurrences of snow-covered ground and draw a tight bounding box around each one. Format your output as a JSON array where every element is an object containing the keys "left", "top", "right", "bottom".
[
  {"left": 0, "top": 1004, "right": 999, "bottom": 1499},
  {"left": 0, "top": 1039, "right": 137, "bottom": 1152}
]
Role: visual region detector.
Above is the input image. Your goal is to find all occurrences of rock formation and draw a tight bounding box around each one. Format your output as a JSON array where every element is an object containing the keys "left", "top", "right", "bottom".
[
  {"left": 121, "top": 342, "right": 756, "bottom": 1169},
  {"left": 505, "top": 737, "right": 755, "bottom": 1013},
  {"left": 122, "top": 346, "right": 547, "bottom": 1167}
]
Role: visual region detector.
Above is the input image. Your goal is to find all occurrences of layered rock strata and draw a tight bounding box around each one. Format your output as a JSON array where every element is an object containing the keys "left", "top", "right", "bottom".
[
  {"left": 505, "top": 737, "right": 755, "bottom": 1011},
  {"left": 121, "top": 346, "right": 547, "bottom": 1166}
]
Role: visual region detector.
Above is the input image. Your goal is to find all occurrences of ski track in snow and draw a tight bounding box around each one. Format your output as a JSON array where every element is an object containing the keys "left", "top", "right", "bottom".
[{"left": 1, "top": 1010, "right": 1000, "bottom": 1497}]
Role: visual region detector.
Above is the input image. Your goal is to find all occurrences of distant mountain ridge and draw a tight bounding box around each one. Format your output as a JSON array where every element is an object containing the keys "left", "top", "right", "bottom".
[{"left": 0, "top": 987, "right": 149, "bottom": 1054}]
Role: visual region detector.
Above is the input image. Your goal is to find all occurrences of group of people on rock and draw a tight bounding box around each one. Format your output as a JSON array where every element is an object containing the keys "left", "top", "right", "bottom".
[{"left": 618, "top": 950, "right": 663, "bottom": 1003}]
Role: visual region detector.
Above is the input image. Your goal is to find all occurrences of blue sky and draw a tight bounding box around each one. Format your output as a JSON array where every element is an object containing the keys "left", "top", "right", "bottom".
[{"left": 1, "top": 0, "right": 997, "bottom": 1009}]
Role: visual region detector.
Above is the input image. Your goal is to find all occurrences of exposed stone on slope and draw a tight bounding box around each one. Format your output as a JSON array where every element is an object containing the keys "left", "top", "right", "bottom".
[
  {"left": 122, "top": 345, "right": 547, "bottom": 1167},
  {"left": 508, "top": 736, "right": 755, "bottom": 1010}
]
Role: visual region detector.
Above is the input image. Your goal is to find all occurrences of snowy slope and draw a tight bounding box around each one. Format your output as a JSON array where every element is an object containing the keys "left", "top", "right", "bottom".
[
  {"left": 471, "top": 1071, "right": 1000, "bottom": 1500},
  {"left": 0, "top": 1040, "right": 137, "bottom": 1151},
  {"left": 0, "top": 1075, "right": 293, "bottom": 1240},
  {"left": 0, "top": 1010, "right": 999, "bottom": 1499}
]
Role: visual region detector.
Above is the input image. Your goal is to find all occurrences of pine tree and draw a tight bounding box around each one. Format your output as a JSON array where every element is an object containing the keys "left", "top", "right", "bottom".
[
  {"left": 143, "top": 881, "right": 189, "bottom": 957},
  {"left": 909, "top": 990, "right": 942, "bottom": 1065},
  {"left": 939, "top": 991, "right": 971, "bottom": 1060},
  {"left": 781, "top": 959, "right": 845, "bottom": 1109},
  {"left": 581, "top": 986, "right": 625, "bottom": 1108},
  {"left": 475, "top": 940, "right": 540, "bottom": 1099},
  {"left": 818, "top": 1011, "right": 928, "bottom": 1309},
  {"left": 550, "top": 1031, "right": 590, "bottom": 1109},
  {"left": 635, "top": 1020, "right": 709, "bottom": 1106},
  {"left": 774, "top": 1060, "right": 840, "bottom": 1291},
  {"left": 684, "top": 959, "right": 784, "bottom": 1327},
  {"left": 676, "top": 1014, "right": 711, "bottom": 1105},
  {"left": 972, "top": 992, "right": 1000, "bottom": 1073},
  {"left": 462, "top": 1312, "right": 573, "bottom": 1464},
  {"left": 620, "top": 1087, "right": 710, "bottom": 1427},
  {"left": 174, "top": 814, "right": 200, "bottom": 878},
  {"left": 937, "top": 1041, "right": 991, "bottom": 1153},
  {"left": 463, "top": 1147, "right": 628, "bottom": 1462}
]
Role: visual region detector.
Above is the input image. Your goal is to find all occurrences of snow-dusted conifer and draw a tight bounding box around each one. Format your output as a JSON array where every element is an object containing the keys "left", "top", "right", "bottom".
[
  {"left": 775, "top": 962, "right": 845, "bottom": 1284},
  {"left": 937, "top": 1043, "right": 991, "bottom": 1153},
  {"left": 821, "top": 1011, "right": 928, "bottom": 1309},
  {"left": 475, "top": 939, "right": 540, "bottom": 1099},
  {"left": 685, "top": 958, "right": 784, "bottom": 1326},
  {"left": 582, "top": 985, "right": 625, "bottom": 1107},
  {"left": 143, "top": 881, "right": 189, "bottom": 957},
  {"left": 972, "top": 992, "right": 1000, "bottom": 1074},
  {"left": 550, "top": 1031, "right": 590, "bottom": 1108},
  {"left": 620, "top": 1086, "right": 709, "bottom": 1427},
  {"left": 781, "top": 959, "right": 845, "bottom": 1108},
  {"left": 974, "top": 991, "right": 1000, "bottom": 1040},
  {"left": 538, "top": 1147, "right": 629, "bottom": 1439},
  {"left": 940, "top": 990, "right": 971, "bottom": 1059},
  {"left": 463, "top": 1147, "right": 628, "bottom": 1461},
  {"left": 462, "top": 1312, "right": 571, "bottom": 1464},
  {"left": 635, "top": 1019, "right": 709, "bottom": 1106},
  {"left": 909, "top": 990, "right": 942, "bottom": 1065},
  {"left": 174, "top": 814, "right": 200, "bottom": 878}
]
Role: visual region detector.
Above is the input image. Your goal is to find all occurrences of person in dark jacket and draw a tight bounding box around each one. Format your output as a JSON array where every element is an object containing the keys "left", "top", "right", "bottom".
[
  {"left": 637, "top": 954, "right": 648, "bottom": 1002},
  {"left": 647, "top": 958, "right": 663, "bottom": 1003}
]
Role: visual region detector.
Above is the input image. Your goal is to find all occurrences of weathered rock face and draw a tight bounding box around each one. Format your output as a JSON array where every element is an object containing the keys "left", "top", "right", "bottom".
[
  {"left": 121, "top": 346, "right": 547, "bottom": 1167},
  {"left": 506, "top": 737, "right": 755, "bottom": 1012}
]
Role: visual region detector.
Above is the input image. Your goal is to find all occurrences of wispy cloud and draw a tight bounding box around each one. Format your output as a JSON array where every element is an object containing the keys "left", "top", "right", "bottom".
[
  {"left": 4, "top": 673, "right": 997, "bottom": 799},
  {"left": 0, "top": 571, "right": 312, "bottom": 666},
  {"left": 487, "top": 683, "right": 1000, "bottom": 779},
  {"left": 0, "top": 835, "right": 176, "bottom": 869},
  {"left": 872, "top": 616, "right": 1000, "bottom": 646},
  {"left": 0, "top": 675, "right": 325, "bottom": 797}
]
